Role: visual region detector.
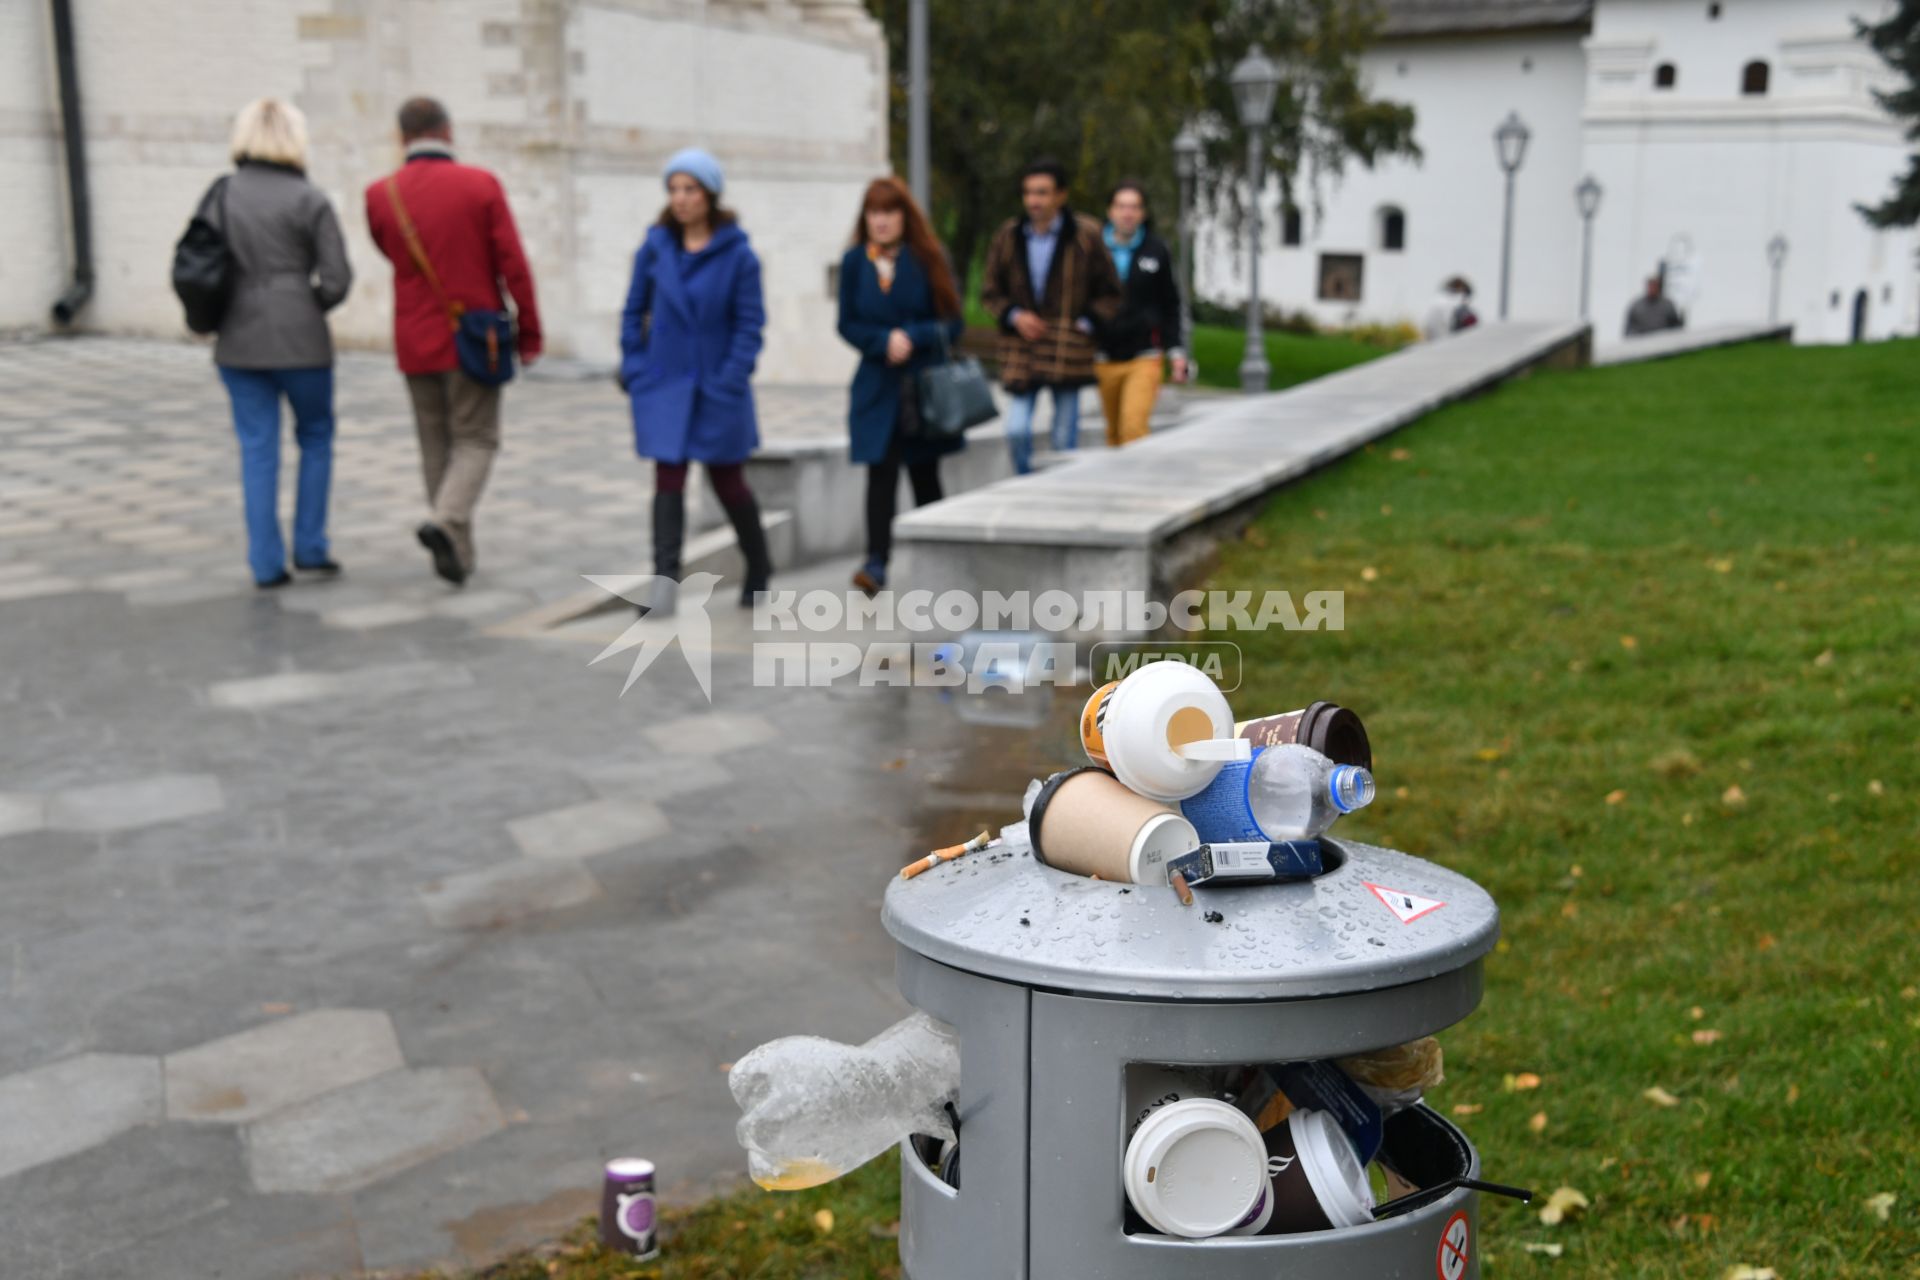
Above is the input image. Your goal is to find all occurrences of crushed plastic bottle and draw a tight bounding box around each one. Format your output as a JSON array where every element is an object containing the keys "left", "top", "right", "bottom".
[
  {"left": 1180, "top": 743, "right": 1375, "bottom": 844},
  {"left": 730, "top": 1012, "right": 960, "bottom": 1190}
]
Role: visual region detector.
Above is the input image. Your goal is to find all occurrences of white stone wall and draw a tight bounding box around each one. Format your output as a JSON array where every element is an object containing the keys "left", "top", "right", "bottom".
[
  {"left": 1199, "top": 31, "right": 1590, "bottom": 332},
  {"left": 1196, "top": 0, "right": 1920, "bottom": 346},
  {"left": 0, "top": 0, "right": 886, "bottom": 384}
]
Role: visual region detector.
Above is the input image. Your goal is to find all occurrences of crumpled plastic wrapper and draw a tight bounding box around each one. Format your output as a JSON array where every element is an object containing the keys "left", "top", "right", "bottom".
[{"left": 1335, "top": 1036, "right": 1445, "bottom": 1115}]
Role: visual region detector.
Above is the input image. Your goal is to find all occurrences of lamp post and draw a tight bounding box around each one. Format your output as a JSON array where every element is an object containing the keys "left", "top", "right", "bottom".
[
  {"left": 1574, "top": 174, "right": 1602, "bottom": 320},
  {"left": 1172, "top": 124, "right": 1203, "bottom": 375},
  {"left": 1766, "top": 234, "right": 1788, "bottom": 325},
  {"left": 1494, "top": 111, "right": 1531, "bottom": 320},
  {"left": 908, "top": 0, "right": 929, "bottom": 209},
  {"left": 1230, "top": 46, "right": 1284, "bottom": 394}
]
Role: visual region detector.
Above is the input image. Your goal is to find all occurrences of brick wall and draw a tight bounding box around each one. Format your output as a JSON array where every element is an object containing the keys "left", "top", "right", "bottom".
[{"left": 1, "top": 0, "right": 887, "bottom": 384}]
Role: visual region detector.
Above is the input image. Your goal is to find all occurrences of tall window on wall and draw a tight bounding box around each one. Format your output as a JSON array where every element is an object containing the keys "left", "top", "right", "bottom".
[
  {"left": 1378, "top": 206, "right": 1406, "bottom": 252},
  {"left": 1742, "top": 60, "right": 1770, "bottom": 95},
  {"left": 1281, "top": 205, "right": 1303, "bottom": 247},
  {"left": 1654, "top": 62, "right": 1677, "bottom": 89}
]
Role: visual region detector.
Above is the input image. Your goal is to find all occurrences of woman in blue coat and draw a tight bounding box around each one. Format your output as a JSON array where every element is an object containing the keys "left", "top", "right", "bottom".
[
  {"left": 837, "top": 176, "right": 966, "bottom": 595},
  {"left": 620, "top": 148, "right": 771, "bottom": 614}
]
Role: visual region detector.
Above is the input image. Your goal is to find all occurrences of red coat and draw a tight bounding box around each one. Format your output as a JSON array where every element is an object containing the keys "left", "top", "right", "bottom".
[{"left": 365, "top": 153, "right": 543, "bottom": 375}]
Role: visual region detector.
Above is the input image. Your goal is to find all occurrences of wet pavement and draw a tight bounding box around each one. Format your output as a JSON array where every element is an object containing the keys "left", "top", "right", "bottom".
[{"left": 0, "top": 337, "right": 1086, "bottom": 1278}]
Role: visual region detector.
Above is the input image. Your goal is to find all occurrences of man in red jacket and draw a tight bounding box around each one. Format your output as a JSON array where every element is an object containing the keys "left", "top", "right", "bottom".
[{"left": 365, "top": 97, "right": 542, "bottom": 585}]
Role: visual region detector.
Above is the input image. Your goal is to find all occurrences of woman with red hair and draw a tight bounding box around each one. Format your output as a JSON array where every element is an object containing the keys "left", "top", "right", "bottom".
[{"left": 835, "top": 176, "right": 966, "bottom": 595}]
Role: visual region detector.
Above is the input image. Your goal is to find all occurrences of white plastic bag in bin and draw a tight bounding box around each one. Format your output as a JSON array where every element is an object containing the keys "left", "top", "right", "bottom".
[{"left": 730, "top": 1012, "right": 960, "bottom": 1190}]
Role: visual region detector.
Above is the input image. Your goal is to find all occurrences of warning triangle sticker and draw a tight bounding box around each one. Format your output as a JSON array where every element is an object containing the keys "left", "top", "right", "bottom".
[{"left": 1364, "top": 882, "right": 1447, "bottom": 924}]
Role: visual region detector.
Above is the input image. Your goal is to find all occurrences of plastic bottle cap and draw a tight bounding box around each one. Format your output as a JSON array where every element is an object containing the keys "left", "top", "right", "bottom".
[
  {"left": 1175, "top": 737, "right": 1254, "bottom": 762},
  {"left": 1287, "top": 1108, "right": 1375, "bottom": 1228},
  {"left": 1123, "top": 1100, "right": 1268, "bottom": 1238},
  {"left": 1099, "top": 663, "right": 1237, "bottom": 802},
  {"left": 1127, "top": 812, "right": 1201, "bottom": 886}
]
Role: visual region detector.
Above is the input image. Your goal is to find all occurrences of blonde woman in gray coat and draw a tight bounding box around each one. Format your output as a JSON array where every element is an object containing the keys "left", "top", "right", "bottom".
[{"left": 210, "top": 98, "right": 352, "bottom": 587}]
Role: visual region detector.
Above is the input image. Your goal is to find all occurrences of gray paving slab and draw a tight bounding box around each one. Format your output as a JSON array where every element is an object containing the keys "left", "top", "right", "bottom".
[
  {"left": 244, "top": 1065, "right": 507, "bottom": 1194},
  {"left": 0, "top": 792, "right": 46, "bottom": 839},
  {"left": 507, "top": 796, "right": 671, "bottom": 861},
  {"left": 0, "top": 1052, "right": 164, "bottom": 1181},
  {"left": 575, "top": 752, "right": 734, "bottom": 801},
  {"left": 207, "top": 660, "right": 473, "bottom": 710},
  {"left": 43, "top": 773, "right": 226, "bottom": 833},
  {"left": 163, "top": 1009, "right": 406, "bottom": 1124},
  {"left": 418, "top": 857, "right": 604, "bottom": 929},
  {"left": 644, "top": 709, "right": 779, "bottom": 755}
]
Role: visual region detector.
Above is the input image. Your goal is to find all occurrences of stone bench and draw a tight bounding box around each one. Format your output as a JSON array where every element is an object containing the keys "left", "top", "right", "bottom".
[{"left": 893, "top": 320, "right": 1592, "bottom": 630}]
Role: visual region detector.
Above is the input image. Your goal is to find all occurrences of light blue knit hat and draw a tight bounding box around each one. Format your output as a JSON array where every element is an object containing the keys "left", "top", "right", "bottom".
[{"left": 663, "top": 147, "right": 724, "bottom": 197}]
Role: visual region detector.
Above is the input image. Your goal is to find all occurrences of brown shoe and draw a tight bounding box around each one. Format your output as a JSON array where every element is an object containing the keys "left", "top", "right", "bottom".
[{"left": 852, "top": 565, "right": 883, "bottom": 598}]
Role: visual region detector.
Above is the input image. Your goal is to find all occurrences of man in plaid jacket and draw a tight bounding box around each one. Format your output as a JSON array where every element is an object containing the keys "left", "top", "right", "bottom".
[{"left": 980, "top": 159, "right": 1122, "bottom": 474}]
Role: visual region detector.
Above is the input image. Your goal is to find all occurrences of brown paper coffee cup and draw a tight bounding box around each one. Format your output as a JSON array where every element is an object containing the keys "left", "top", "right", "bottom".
[
  {"left": 1235, "top": 700, "right": 1373, "bottom": 770},
  {"left": 1030, "top": 768, "right": 1198, "bottom": 885}
]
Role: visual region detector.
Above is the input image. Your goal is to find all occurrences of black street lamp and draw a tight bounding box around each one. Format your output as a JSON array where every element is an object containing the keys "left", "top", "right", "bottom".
[
  {"left": 1494, "top": 111, "right": 1531, "bottom": 320},
  {"left": 1230, "top": 47, "right": 1283, "bottom": 393},
  {"left": 1172, "top": 124, "right": 1203, "bottom": 375},
  {"left": 1574, "top": 174, "right": 1602, "bottom": 320},
  {"left": 1767, "top": 234, "right": 1788, "bottom": 325}
]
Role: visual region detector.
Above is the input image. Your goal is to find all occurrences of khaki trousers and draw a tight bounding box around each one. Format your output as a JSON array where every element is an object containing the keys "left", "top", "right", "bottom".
[
  {"left": 1096, "top": 356, "right": 1163, "bottom": 448},
  {"left": 405, "top": 371, "right": 501, "bottom": 571}
]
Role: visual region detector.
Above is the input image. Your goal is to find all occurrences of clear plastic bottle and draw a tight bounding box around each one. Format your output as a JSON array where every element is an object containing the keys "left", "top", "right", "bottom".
[
  {"left": 729, "top": 1012, "right": 960, "bottom": 1190},
  {"left": 1179, "top": 743, "right": 1376, "bottom": 844}
]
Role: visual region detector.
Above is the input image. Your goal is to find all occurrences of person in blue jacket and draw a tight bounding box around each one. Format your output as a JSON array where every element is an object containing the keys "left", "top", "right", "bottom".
[
  {"left": 620, "top": 148, "right": 772, "bottom": 615},
  {"left": 836, "top": 176, "right": 966, "bottom": 595}
]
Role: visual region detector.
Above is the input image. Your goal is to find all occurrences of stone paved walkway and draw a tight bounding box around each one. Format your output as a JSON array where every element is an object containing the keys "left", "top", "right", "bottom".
[{"left": 0, "top": 337, "right": 1070, "bottom": 1278}]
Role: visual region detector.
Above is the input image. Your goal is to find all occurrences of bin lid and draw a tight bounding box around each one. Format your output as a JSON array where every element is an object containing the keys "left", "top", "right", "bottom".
[{"left": 881, "top": 838, "right": 1498, "bottom": 1000}]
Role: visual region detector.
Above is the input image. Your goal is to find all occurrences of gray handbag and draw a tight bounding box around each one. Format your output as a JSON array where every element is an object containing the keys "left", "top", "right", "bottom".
[{"left": 916, "top": 327, "right": 999, "bottom": 438}]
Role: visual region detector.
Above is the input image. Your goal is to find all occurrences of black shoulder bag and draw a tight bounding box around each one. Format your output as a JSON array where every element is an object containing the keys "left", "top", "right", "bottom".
[{"left": 171, "top": 176, "right": 234, "bottom": 335}]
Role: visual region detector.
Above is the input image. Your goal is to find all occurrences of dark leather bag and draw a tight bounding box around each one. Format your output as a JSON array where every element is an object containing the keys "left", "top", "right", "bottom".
[
  {"left": 171, "top": 177, "right": 234, "bottom": 335},
  {"left": 386, "top": 177, "right": 516, "bottom": 386},
  {"left": 915, "top": 327, "right": 998, "bottom": 438}
]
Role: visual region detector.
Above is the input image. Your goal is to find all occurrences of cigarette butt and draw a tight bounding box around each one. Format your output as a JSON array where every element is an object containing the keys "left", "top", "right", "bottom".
[
  {"left": 1170, "top": 872, "right": 1194, "bottom": 907},
  {"left": 900, "top": 831, "right": 994, "bottom": 880}
]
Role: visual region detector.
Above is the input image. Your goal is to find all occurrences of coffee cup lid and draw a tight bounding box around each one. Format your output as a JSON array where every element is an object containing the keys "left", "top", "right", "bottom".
[
  {"left": 1287, "top": 1108, "right": 1374, "bottom": 1228},
  {"left": 1123, "top": 1099, "right": 1267, "bottom": 1238},
  {"left": 1102, "top": 664, "right": 1236, "bottom": 802}
]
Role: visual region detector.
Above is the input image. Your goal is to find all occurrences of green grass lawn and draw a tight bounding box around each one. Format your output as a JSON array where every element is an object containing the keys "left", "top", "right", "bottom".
[
  {"left": 1206, "top": 339, "right": 1920, "bottom": 1278},
  {"left": 1184, "top": 320, "right": 1389, "bottom": 391},
  {"left": 417, "top": 340, "right": 1916, "bottom": 1279}
]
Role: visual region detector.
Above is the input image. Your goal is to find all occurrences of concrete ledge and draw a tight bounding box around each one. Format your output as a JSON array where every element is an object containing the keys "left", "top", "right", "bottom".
[
  {"left": 895, "top": 321, "right": 1591, "bottom": 623},
  {"left": 1593, "top": 322, "right": 1791, "bottom": 366}
]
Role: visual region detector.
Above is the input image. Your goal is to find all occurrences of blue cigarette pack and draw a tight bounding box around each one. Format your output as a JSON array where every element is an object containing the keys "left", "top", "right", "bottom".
[{"left": 1165, "top": 839, "right": 1323, "bottom": 887}]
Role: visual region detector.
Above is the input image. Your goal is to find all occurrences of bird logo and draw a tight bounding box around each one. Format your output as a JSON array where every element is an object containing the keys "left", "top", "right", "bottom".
[{"left": 582, "top": 571, "right": 723, "bottom": 700}]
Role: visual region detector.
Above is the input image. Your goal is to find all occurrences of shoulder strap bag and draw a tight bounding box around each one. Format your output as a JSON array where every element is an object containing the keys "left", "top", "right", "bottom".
[
  {"left": 171, "top": 176, "right": 234, "bottom": 335},
  {"left": 917, "top": 320, "right": 999, "bottom": 438},
  {"left": 385, "top": 176, "right": 516, "bottom": 386}
]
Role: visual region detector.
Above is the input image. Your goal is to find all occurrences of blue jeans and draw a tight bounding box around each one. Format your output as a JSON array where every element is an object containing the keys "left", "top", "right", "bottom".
[
  {"left": 218, "top": 366, "right": 335, "bottom": 584},
  {"left": 1003, "top": 385, "right": 1081, "bottom": 475}
]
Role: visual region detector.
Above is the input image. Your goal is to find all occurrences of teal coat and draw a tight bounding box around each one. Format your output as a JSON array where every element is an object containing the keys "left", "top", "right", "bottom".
[{"left": 836, "top": 245, "right": 966, "bottom": 466}]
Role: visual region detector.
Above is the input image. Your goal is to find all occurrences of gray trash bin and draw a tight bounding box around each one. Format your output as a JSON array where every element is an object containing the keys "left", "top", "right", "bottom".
[{"left": 882, "top": 835, "right": 1500, "bottom": 1280}]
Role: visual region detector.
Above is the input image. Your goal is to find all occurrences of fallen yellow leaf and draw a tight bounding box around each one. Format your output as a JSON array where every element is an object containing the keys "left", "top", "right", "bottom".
[
  {"left": 1360, "top": 566, "right": 1379, "bottom": 582},
  {"left": 1522, "top": 1242, "right": 1565, "bottom": 1257},
  {"left": 1644, "top": 1085, "right": 1682, "bottom": 1108},
  {"left": 1476, "top": 747, "right": 1504, "bottom": 762},
  {"left": 1605, "top": 789, "right": 1627, "bottom": 805},
  {"left": 1504, "top": 1072, "right": 1543, "bottom": 1091},
  {"left": 1452, "top": 1103, "right": 1484, "bottom": 1116},
  {"left": 1692, "top": 1029, "right": 1724, "bottom": 1046},
  {"left": 1723, "top": 1267, "right": 1777, "bottom": 1280},
  {"left": 1901, "top": 986, "right": 1918, "bottom": 1001},
  {"left": 1813, "top": 648, "right": 1834, "bottom": 667},
  {"left": 1538, "top": 1186, "right": 1589, "bottom": 1225},
  {"left": 1692, "top": 1171, "right": 1712, "bottom": 1190},
  {"left": 1619, "top": 634, "right": 1638, "bottom": 650},
  {"left": 813, "top": 1208, "right": 836, "bottom": 1233},
  {"left": 1708, "top": 557, "right": 1734, "bottom": 574},
  {"left": 1722, "top": 784, "right": 1747, "bottom": 807},
  {"left": 1786, "top": 1083, "right": 1800, "bottom": 1105},
  {"left": 1865, "top": 1191, "right": 1896, "bottom": 1221},
  {"left": 1389, "top": 447, "right": 1412, "bottom": 461},
  {"left": 1689, "top": 1006, "right": 1706, "bottom": 1019},
  {"left": 1529, "top": 1110, "right": 1549, "bottom": 1133},
  {"left": 1868, "top": 778, "right": 1885, "bottom": 796}
]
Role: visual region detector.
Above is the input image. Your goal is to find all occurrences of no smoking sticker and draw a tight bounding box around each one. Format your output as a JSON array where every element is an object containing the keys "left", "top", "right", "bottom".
[
  {"left": 1436, "top": 1210, "right": 1471, "bottom": 1280},
  {"left": 1365, "top": 881, "right": 1447, "bottom": 924}
]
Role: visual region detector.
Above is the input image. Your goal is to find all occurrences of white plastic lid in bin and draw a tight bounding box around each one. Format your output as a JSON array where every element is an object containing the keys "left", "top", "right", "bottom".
[
  {"left": 1121, "top": 1099, "right": 1267, "bottom": 1238},
  {"left": 1081, "top": 663, "right": 1242, "bottom": 802},
  {"left": 1289, "top": 1107, "right": 1375, "bottom": 1229}
]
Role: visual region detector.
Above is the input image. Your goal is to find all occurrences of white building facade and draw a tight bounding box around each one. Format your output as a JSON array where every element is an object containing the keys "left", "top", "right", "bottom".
[
  {"left": 1, "top": 0, "right": 886, "bottom": 383},
  {"left": 1199, "top": 0, "right": 1919, "bottom": 344}
]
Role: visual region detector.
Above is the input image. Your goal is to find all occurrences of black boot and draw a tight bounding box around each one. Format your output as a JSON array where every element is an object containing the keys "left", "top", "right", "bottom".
[
  {"left": 723, "top": 493, "right": 773, "bottom": 607},
  {"left": 641, "top": 490, "right": 684, "bottom": 617}
]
